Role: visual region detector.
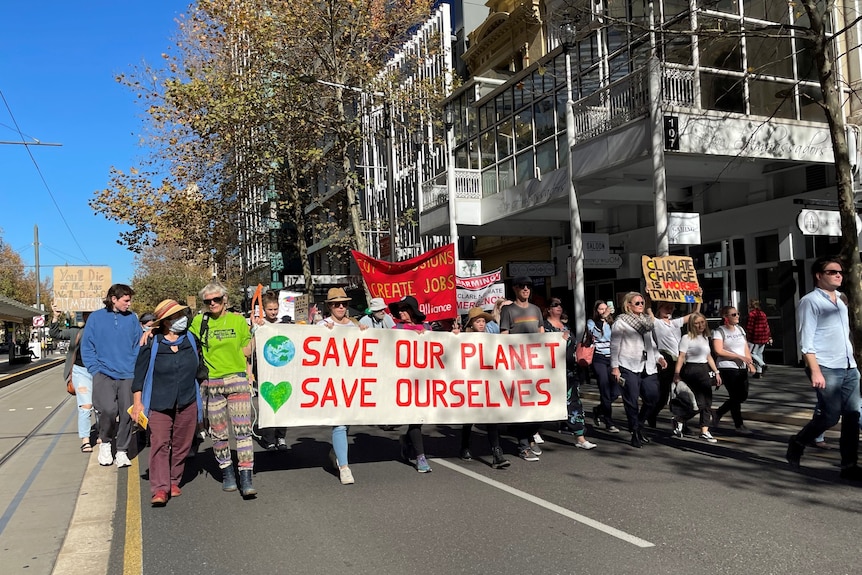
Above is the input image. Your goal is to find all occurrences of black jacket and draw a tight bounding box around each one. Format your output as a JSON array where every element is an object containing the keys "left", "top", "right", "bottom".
[{"left": 132, "top": 335, "right": 199, "bottom": 412}]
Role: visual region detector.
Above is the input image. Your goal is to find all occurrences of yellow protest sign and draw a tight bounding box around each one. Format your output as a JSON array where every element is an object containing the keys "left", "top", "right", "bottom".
[{"left": 641, "top": 256, "right": 701, "bottom": 303}]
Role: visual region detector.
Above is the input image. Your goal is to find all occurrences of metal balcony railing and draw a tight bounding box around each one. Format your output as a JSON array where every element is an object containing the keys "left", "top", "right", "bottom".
[{"left": 420, "top": 169, "right": 481, "bottom": 210}]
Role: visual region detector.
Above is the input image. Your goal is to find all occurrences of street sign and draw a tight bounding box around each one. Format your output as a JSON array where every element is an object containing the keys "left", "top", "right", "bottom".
[
  {"left": 796, "top": 209, "right": 862, "bottom": 236},
  {"left": 582, "top": 254, "right": 623, "bottom": 269},
  {"left": 32, "top": 315, "right": 45, "bottom": 327}
]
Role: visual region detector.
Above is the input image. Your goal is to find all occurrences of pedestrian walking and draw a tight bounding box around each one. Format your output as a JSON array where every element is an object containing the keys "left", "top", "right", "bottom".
[
  {"left": 713, "top": 305, "right": 756, "bottom": 434},
  {"left": 131, "top": 299, "right": 202, "bottom": 506},
  {"left": 49, "top": 305, "right": 95, "bottom": 453},
  {"left": 80, "top": 284, "right": 143, "bottom": 468},
  {"left": 745, "top": 299, "right": 771, "bottom": 378},
  {"left": 190, "top": 283, "right": 257, "bottom": 498},
  {"left": 610, "top": 292, "right": 666, "bottom": 448},
  {"left": 786, "top": 257, "right": 862, "bottom": 480},
  {"left": 252, "top": 292, "right": 288, "bottom": 451},
  {"left": 589, "top": 300, "right": 620, "bottom": 433},
  {"left": 673, "top": 313, "right": 721, "bottom": 443},
  {"left": 649, "top": 297, "right": 701, "bottom": 428}
]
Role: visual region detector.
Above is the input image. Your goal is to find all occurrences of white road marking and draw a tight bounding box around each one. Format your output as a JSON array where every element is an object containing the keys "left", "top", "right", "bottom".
[
  {"left": 45, "top": 406, "right": 53, "bottom": 409},
  {"left": 8, "top": 409, "right": 15, "bottom": 412},
  {"left": 431, "top": 458, "right": 655, "bottom": 548},
  {"left": 26, "top": 407, "right": 34, "bottom": 411}
]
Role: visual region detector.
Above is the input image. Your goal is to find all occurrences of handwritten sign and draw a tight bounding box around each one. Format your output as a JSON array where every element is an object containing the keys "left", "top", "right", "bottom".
[
  {"left": 255, "top": 323, "right": 567, "bottom": 427},
  {"left": 641, "top": 256, "right": 701, "bottom": 303},
  {"left": 53, "top": 266, "right": 112, "bottom": 312},
  {"left": 456, "top": 268, "right": 504, "bottom": 313},
  {"left": 352, "top": 244, "right": 457, "bottom": 322}
]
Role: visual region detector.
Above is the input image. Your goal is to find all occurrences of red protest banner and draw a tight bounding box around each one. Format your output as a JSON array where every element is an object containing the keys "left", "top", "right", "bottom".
[{"left": 351, "top": 244, "right": 457, "bottom": 322}]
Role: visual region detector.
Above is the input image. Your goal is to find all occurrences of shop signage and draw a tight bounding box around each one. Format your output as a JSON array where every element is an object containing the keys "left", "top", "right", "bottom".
[
  {"left": 579, "top": 254, "right": 623, "bottom": 269},
  {"left": 668, "top": 212, "right": 702, "bottom": 245},
  {"left": 796, "top": 209, "right": 862, "bottom": 236},
  {"left": 508, "top": 261, "right": 556, "bottom": 277},
  {"left": 582, "top": 233, "right": 610, "bottom": 259}
]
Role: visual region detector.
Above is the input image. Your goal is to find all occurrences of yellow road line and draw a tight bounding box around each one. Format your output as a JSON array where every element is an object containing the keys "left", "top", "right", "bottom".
[{"left": 123, "top": 457, "right": 143, "bottom": 575}]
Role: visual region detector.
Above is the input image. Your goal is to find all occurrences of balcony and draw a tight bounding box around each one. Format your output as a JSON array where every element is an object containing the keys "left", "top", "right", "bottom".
[{"left": 420, "top": 168, "right": 482, "bottom": 211}]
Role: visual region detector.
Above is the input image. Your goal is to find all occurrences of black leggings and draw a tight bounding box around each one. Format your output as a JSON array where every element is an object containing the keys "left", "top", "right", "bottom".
[
  {"left": 716, "top": 368, "right": 749, "bottom": 427},
  {"left": 680, "top": 363, "right": 714, "bottom": 428},
  {"left": 461, "top": 424, "right": 501, "bottom": 451}
]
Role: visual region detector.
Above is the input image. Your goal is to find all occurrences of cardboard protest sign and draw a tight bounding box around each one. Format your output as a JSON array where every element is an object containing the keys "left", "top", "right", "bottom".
[
  {"left": 255, "top": 323, "right": 567, "bottom": 427},
  {"left": 351, "top": 244, "right": 457, "bottom": 322},
  {"left": 53, "top": 266, "right": 112, "bottom": 311},
  {"left": 456, "top": 268, "right": 505, "bottom": 314},
  {"left": 641, "top": 255, "right": 702, "bottom": 303}
]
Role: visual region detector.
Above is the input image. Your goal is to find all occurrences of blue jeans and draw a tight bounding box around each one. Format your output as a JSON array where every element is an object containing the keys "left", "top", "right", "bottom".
[
  {"left": 794, "top": 367, "right": 861, "bottom": 468},
  {"left": 71, "top": 364, "right": 93, "bottom": 439},
  {"left": 332, "top": 426, "right": 349, "bottom": 466}
]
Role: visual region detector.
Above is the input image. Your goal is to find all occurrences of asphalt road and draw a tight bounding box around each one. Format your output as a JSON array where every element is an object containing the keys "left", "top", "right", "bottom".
[{"left": 119, "top": 420, "right": 860, "bottom": 575}]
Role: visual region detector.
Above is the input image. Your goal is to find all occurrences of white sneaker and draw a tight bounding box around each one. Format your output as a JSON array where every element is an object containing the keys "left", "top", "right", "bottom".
[
  {"left": 115, "top": 450, "right": 131, "bottom": 468},
  {"left": 533, "top": 433, "right": 545, "bottom": 444},
  {"left": 576, "top": 440, "right": 597, "bottom": 450},
  {"left": 339, "top": 466, "right": 355, "bottom": 485},
  {"left": 98, "top": 442, "right": 113, "bottom": 466},
  {"left": 700, "top": 431, "right": 718, "bottom": 444}
]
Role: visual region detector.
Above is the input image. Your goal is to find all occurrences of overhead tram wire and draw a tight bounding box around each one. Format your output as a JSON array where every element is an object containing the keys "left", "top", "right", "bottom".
[{"left": 0, "top": 90, "right": 90, "bottom": 265}]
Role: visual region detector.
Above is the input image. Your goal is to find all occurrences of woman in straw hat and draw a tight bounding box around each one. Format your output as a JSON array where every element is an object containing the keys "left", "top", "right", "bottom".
[
  {"left": 131, "top": 299, "right": 203, "bottom": 506},
  {"left": 459, "top": 306, "right": 511, "bottom": 468}
]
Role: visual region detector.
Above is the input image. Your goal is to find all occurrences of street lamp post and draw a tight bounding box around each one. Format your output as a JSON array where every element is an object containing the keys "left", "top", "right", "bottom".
[
  {"left": 443, "top": 104, "right": 460, "bottom": 267},
  {"left": 560, "top": 11, "right": 587, "bottom": 338}
]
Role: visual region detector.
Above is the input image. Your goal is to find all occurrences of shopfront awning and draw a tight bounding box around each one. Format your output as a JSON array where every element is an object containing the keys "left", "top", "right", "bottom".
[{"left": 0, "top": 295, "right": 43, "bottom": 323}]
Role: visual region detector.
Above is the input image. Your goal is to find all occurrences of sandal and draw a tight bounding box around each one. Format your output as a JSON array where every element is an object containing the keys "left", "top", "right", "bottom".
[{"left": 80, "top": 442, "right": 93, "bottom": 453}]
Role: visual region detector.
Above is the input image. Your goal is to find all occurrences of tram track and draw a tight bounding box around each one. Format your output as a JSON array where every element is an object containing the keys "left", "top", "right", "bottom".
[{"left": 0, "top": 383, "right": 74, "bottom": 469}]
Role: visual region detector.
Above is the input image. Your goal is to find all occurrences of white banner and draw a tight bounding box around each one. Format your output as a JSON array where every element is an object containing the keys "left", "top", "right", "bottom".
[
  {"left": 456, "top": 268, "right": 505, "bottom": 312},
  {"left": 255, "top": 323, "right": 567, "bottom": 427}
]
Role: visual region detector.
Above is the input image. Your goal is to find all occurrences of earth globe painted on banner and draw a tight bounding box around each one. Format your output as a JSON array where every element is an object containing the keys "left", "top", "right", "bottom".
[{"left": 263, "top": 335, "right": 295, "bottom": 367}]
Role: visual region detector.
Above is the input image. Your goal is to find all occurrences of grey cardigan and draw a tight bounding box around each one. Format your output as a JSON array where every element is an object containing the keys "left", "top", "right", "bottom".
[{"left": 49, "top": 322, "right": 83, "bottom": 381}]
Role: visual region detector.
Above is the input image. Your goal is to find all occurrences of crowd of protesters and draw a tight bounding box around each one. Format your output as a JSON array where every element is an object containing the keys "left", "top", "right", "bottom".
[{"left": 50, "top": 256, "right": 862, "bottom": 509}]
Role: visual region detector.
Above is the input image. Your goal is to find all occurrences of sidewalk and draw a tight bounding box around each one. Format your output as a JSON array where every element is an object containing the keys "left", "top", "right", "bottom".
[{"left": 579, "top": 363, "right": 821, "bottom": 429}]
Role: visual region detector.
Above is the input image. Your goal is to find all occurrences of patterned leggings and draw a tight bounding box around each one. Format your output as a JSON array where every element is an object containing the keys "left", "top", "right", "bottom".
[{"left": 204, "top": 374, "right": 254, "bottom": 470}]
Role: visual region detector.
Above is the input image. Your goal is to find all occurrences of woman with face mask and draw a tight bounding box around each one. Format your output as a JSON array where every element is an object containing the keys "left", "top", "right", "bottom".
[{"left": 131, "top": 299, "right": 203, "bottom": 506}]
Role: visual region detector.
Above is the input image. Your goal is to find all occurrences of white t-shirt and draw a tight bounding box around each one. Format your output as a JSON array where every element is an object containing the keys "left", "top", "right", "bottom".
[
  {"left": 713, "top": 325, "right": 748, "bottom": 369},
  {"left": 653, "top": 317, "right": 686, "bottom": 356},
  {"left": 678, "top": 334, "right": 711, "bottom": 364}
]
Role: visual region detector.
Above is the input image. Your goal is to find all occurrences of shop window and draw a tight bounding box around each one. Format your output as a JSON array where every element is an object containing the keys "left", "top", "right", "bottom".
[
  {"left": 755, "top": 234, "right": 779, "bottom": 262},
  {"left": 749, "top": 78, "right": 795, "bottom": 119},
  {"left": 733, "top": 238, "right": 746, "bottom": 265},
  {"left": 734, "top": 268, "right": 748, "bottom": 307},
  {"left": 756, "top": 266, "right": 782, "bottom": 315},
  {"left": 516, "top": 151, "right": 534, "bottom": 184}
]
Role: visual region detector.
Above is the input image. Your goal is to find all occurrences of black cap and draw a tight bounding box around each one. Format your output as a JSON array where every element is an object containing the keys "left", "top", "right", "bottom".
[{"left": 512, "top": 276, "right": 533, "bottom": 287}]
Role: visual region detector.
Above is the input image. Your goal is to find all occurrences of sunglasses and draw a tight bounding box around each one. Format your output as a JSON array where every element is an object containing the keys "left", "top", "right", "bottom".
[
  {"left": 631, "top": 301, "right": 645, "bottom": 306},
  {"left": 515, "top": 284, "right": 531, "bottom": 289},
  {"left": 728, "top": 312, "right": 739, "bottom": 317},
  {"left": 329, "top": 302, "right": 348, "bottom": 308},
  {"left": 549, "top": 302, "right": 561, "bottom": 308},
  {"left": 203, "top": 296, "right": 224, "bottom": 305},
  {"left": 823, "top": 269, "right": 843, "bottom": 276}
]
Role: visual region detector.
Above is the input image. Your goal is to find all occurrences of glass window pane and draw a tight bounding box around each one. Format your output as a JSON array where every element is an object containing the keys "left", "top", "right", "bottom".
[
  {"left": 482, "top": 167, "right": 498, "bottom": 197},
  {"left": 497, "top": 119, "right": 513, "bottom": 159},
  {"left": 749, "top": 79, "right": 795, "bottom": 118},
  {"left": 479, "top": 103, "right": 492, "bottom": 132},
  {"left": 498, "top": 157, "right": 514, "bottom": 191},
  {"left": 755, "top": 234, "right": 779, "bottom": 262},
  {"left": 514, "top": 107, "right": 533, "bottom": 150},
  {"left": 699, "top": 18, "right": 743, "bottom": 71},
  {"left": 747, "top": 36, "right": 793, "bottom": 78},
  {"left": 536, "top": 139, "right": 557, "bottom": 176},
  {"left": 534, "top": 97, "right": 556, "bottom": 142},
  {"left": 744, "top": 0, "right": 790, "bottom": 22},
  {"left": 516, "top": 151, "right": 534, "bottom": 184},
  {"left": 799, "top": 84, "right": 827, "bottom": 122},
  {"left": 480, "top": 130, "right": 496, "bottom": 166},
  {"left": 701, "top": 0, "right": 739, "bottom": 14},
  {"left": 701, "top": 72, "right": 745, "bottom": 112},
  {"left": 455, "top": 145, "right": 469, "bottom": 169},
  {"left": 795, "top": 38, "right": 818, "bottom": 81},
  {"left": 733, "top": 238, "right": 746, "bottom": 265},
  {"left": 468, "top": 138, "right": 479, "bottom": 169},
  {"left": 496, "top": 89, "right": 514, "bottom": 119},
  {"left": 558, "top": 132, "right": 568, "bottom": 168}
]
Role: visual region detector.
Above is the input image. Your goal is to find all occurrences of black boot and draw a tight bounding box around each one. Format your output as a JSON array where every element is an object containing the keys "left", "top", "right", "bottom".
[
  {"left": 637, "top": 428, "right": 650, "bottom": 444},
  {"left": 239, "top": 469, "right": 257, "bottom": 498},
  {"left": 630, "top": 432, "right": 642, "bottom": 448},
  {"left": 221, "top": 465, "right": 237, "bottom": 492}
]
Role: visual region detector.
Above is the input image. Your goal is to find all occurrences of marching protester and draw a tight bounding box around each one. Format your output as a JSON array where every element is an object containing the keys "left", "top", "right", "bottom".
[
  {"left": 50, "top": 305, "right": 95, "bottom": 453},
  {"left": 317, "top": 287, "right": 364, "bottom": 485},
  {"left": 787, "top": 256, "right": 862, "bottom": 480},
  {"left": 649, "top": 298, "right": 701, "bottom": 429},
  {"left": 499, "top": 276, "right": 545, "bottom": 461},
  {"left": 80, "top": 284, "right": 143, "bottom": 468},
  {"left": 459, "top": 306, "right": 510, "bottom": 468},
  {"left": 131, "top": 299, "right": 202, "bottom": 506},
  {"left": 390, "top": 295, "right": 434, "bottom": 472},
  {"left": 745, "top": 299, "right": 772, "bottom": 378},
  {"left": 673, "top": 313, "right": 721, "bottom": 443},
  {"left": 610, "top": 292, "right": 666, "bottom": 448},
  {"left": 713, "top": 305, "right": 756, "bottom": 434},
  {"left": 252, "top": 292, "right": 288, "bottom": 451},
  {"left": 485, "top": 297, "right": 511, "bottom": 334},
  {"left": 588, "top": 300, "right": 620, "bottom": 434},
  {"left": 359, "top": 298, "right": 395, "bottom": 329},
  {"left": 190, "top": 283, "right": 257, "bottom": 498}
]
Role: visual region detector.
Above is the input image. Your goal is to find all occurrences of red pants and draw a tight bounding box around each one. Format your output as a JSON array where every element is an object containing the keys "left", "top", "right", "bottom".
[{"left": 147, "top": 403, "right": 198, "bottom": 496}]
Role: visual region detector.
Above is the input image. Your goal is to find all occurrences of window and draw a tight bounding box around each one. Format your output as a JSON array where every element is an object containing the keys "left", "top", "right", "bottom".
[
  {"left": 701, "top": 72, "right": 745, "bottom": 113},
  {"left": 755, "top": 234, "right": 779, "bottom": 262},
  {"left": 514, "top": 107, "right": 533, "bottom": 151},
  {"left": 749, "top": 79, "right": 795, "bottom": 118},
  {"left": 516, "top": 151, "right": 534, "bottom": 184},
  {"left": 536, "top": 139, "right": 557, "bottom": 175},
  {"left": 497, "top": 119, "right": 514, "bottom": 159}
]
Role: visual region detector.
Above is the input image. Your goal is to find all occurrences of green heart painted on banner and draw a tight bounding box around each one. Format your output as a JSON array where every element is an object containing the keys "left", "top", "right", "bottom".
[{"left": 260, "top": 381, "right": 292, "bottom": 413}]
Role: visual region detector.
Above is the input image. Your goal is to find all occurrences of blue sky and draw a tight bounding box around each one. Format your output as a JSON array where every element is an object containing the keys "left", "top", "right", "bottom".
[{"left": 0, "top": 2, "right": 189, "bottom": 292}]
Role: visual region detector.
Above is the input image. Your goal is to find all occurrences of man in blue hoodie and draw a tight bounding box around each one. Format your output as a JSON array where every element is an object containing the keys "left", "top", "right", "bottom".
[{"left": 81, "top": 284, "right": 143, "bottom": 468}]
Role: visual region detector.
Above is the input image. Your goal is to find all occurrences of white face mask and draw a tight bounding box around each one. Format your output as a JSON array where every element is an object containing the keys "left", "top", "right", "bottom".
[{"left": 169, "top": 316, "right": 189, "bottom": 333}]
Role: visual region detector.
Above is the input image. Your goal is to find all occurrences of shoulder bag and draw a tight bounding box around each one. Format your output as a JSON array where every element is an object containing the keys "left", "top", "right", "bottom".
[{"left": 575, "top": 326, "right": 595, "bottom": 367}]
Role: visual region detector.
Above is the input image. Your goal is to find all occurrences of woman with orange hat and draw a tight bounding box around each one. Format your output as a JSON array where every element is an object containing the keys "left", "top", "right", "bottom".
[{"left": 130, "top": 299, "right": 202, "bottom": 506}]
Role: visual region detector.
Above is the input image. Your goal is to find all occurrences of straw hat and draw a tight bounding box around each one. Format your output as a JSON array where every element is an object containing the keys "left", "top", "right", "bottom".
[
  {"left": 325, "top": 287, "right": 351, "bottom": 303},
  {"left": 152, "top": 299, "right": 189, "bottom": 325},
  {"left": 464, "top": 306, "right": 494, "bottom": 329}
]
